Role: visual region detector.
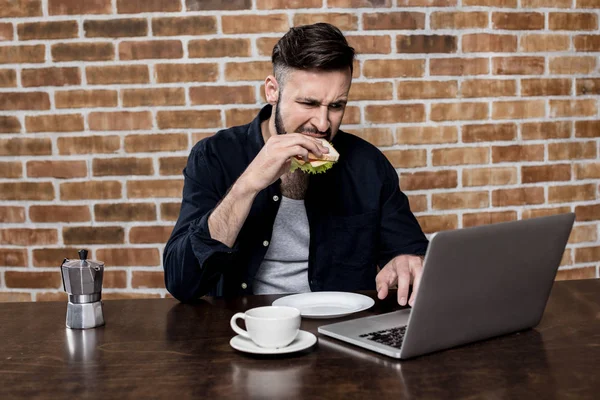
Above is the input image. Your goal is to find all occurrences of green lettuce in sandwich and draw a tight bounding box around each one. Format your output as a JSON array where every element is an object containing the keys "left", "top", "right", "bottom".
[{"left": 290, "top": 139, "right": 340, "bottom": 174}]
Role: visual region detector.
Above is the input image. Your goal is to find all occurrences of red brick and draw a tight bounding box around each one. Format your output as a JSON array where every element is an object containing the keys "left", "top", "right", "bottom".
[
  {"left": 344, "top": 106, "right": 361, "bottom": 124},
  {"left": 25, "top": 114, "right": 84, "bottom": 133},
  {"left": 0, "top": 161, "right": 22, "bottom": 178},
  {"left": 189, "top": 38, "right": 251, "bottom": 58},
  {"left": 492, "top": 12, "right": 544, "bottom": 30},
  {"left": 431, "top": 12, "right": 488, "bottom": 29},
  {"left": 462, "top": 123, "right": 516, "bottom": 142},
  {"left": 556, "top": 267, "right": 597, "bottom": 281},
  {"left": 579, "top": 0, "right": 600, "bottom": 8},
  {"left": 5, "top": 272, "right": 61, "bottom": 289},
  {"left": 462, "top": 167, "right": 517, "bottom": 186},
  {"left": 574, "top": 35, "right": 600, "bottom": 52},
  {"left": 95, "top": 203, "right": 156, "bottom": 222},
  {"left": 461, "top": 79, "right": 516, "bottom": 98},
  {"left": 432, "top": 147, "right": 489, "bottom": 166},
  {"left": 396, "top": 126, "right": 458, "bottom": 145},
  {"left": 161, "top": 203, "right": 181, "bottom": 221},
  {"left": 159, "top": 157, "right": 187, "bottom": 176},
  {"left": 89, "top": 111, "right": 152, "bottom": 131},
  {"left": 348, "top": 128, "right": 393, "bottom": 147},
  {"left": 0, "top": 182, "right": 54, "bottom": 201},
  {"left": 225, "top": 108, "right": 261, "bottom": 127},
  {"left": 523, "top": 0, "right": 570, "bottom": 6},
  {"left": 186, "top": 0, "right": 251, "bottom": 10},
  {"left": 0, "top": 292, "right": 32, "bottom": 302},
  {"left": 96, "top": 248, "right": 161, "bottom": 266},
  {"left": 130, "top": 225, "right": 174, "bottom": 244},
  {"left": 225, "top": 61, "right": 271, "bottom": 81},
  {"left": 397, "top": 81, "right": 457, "bottom": 99},
  {"left": 84, "top": 18, "right": 148, "bottom": 38},
  {"left": 0, "top": 228, "right": 57, "bottom": 246},
  {"left": 153, "top": 16, "right": 216, "bottom": 36},
  {"left": 575, "top": 204, "right": 600, "bottom": 222},
  {"left": 58, "top": 135, "right": 120, "bottom": 155},
  {"left": 550, "top": 13, "right": 597, "bottom": 31},
  {"left": 49, "top": 0, "right": 112, "bottom": 15},
  {"left": 119, "top": 40, "right": 183, "bottom": 60},
  {"left": 104, "top": 270, "right": 127, "bottom": 289},
  {"left": 576, "top": 120, "right": 600, "bottom": 138},
  {"left": 382, "top": 150, "right": 427, "bottom": 168},
  {"left": 463, "top": 0, "right": 515, "bottom": 4},
  {"left": 190, "top": 86, "right": 255, "bottom": 105},
  {"left": 548, "top": 141, "right": 597, "bottom": 161},
  {"left": 55, "top": 89, "right": 118, "bottom": 108},
  {"left": 132, "top": 271, "right": 165, "bottom": 288},
  {"left": 0, "top": 23, "right": 12, "bottom": 41},
  {"left": 92, "top": 157, "right": 154, "bottom": 177},
  {"left": 492, "top": 100, "right": 545, "bottom": 120},
  {"left": 125, "top": 134, "right": 188, "bottom": 153},
  {"left": 155, "top": 63, "right": 219, "bottom": 83},
  {"left": 0, "top": 0, "right": 42, "bottom": 17},
  {"left": 127, "top": 179, "right": 184, "bottom": 198},
  {"left": 27, "top": 160, "right": 87, "bottom": 179},
  {"left": 363, "top": 12, "right": 425, "bottom": 30},
  {"left": 550, "top": 56, "right": 596, "bottom": 74},
  {"left": 60, "top": 181, "right": 122, "bottom": 200},
  {"left": 400, "top": 170, "right": 457, "bottom": 191},
  {"left": 549, "top": 184, "right": 596, "bottom": 204},
  {"left": 520, "top": 34, "right": 570, "bottom": 52},
  {"left": 522, "top": 164, "right": 571, "bottom": 183},
  {"left": 117, "top": 0, "right": 181, "bottom": 13},
  {"left": 522, "top": 207, "right": 572, "bottom": 220},
  {"left": 0, "top": 206, "right": 25, "bottom": 223},
  {"left": 293, "top": 13, "right": 358, "bottom": 30},
  {"left": 463, "top": 34, "right": 517, "bottom": 52},
  {"left": 22, "top": 67, "right": 80, "bottom": 88},
  {"left": 493, "top": 57, "right": 545, "bottom": 75},
  {"left": 257, "top": 0, "right": 321, "bottom": 8},
  {"left": 347, "top": 82, "right": 393, "bottom": 101},
  {"left": 157, "top": 110, "right": 221, "bottom": 129},
  {"left": 397, "top": 35, "right": 457, "bottom": 53},
  {"left": 492, "top": 187, "right": 544, "bottom": 206},
  {"left": 364, "top": 59, "right": 424, "bottom": 78},
  {"left": 521, "top": 78, "right": 571, "bottom": 96},
  {"left": 88, "top": 66, "right": 149, "bottom": 85},
  {"left": 0, "top": 69, "right": 17, "bottom": 87},
  {"left": 122, "top": 88, "right": 185, "bottom": 107},
  {"left": 366, "top": 104, "right": 425, "bottom": 123},
  {"left": 30, "top": 205, "right": 90, "bottom": 223},
  {"left": 63, "top": 226, "right": 124, "bottom": 245},
  {"left": 348, "top": 35, "right": 392, "bottom": 54},
  {"left": 463, "top": 211, "right": 517, "bottom": 228},
  {"left": 329, "top": 0, "right": 392, "bottom": 7},
  {"left": 0, "top": 45, "right": 45, "bottom": 64},
  {"left": 0, "top": 138, "right": 52, "bottom": 156},
  {"left": 431, "top": 102, "right": 488, "bottom": 121},
  {"left": 416, "top": 214, "right": 458, "bottom": 234},
  {"left": 430, "top": 57, "right": 489, "bottom": 76},
  {"left": 18, "top": 21, "right": 78, "bottom": 40},
  {"left": 223, "top": 14, "right": 288, "bottom": 34},
  {"left": 578, "top": 78, "right": 600, "bottom": 95},
  {"left": 574, "top": 247, "right": 600, "bottom": 264},
  {"left": 550, "top": 100, "right": 597, "bottom": 117},
  {"left": 407, "top": 195, "right": 427, "bottom": 213},
  {"left": 576, "top": 162, "right": 600, "bottom": 179},
  {"left": 492, "top": 145, "right": 544, "bottom": 163},
  {"left": 432, "top": 191, "right": 489, "bottom": 210},
  {"left": 522, "top": 121, "right": 572, "bottom": 141},
  {"left": 52, "top": 42, "right": 114, "bottom": 62},
  {"left": 0, "top": 249, "right": 27, "bottom": 267}
]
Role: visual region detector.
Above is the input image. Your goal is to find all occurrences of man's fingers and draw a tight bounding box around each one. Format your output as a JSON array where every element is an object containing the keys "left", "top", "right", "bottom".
[
  {"left": 375, "top": 268, "right": 397, "bottom": 300},
  {"left": 408, "top": 258, "right": 424, "bottom": 307},
  {"left": 396, "top": 265, "right": 411, "bottom": 306}
]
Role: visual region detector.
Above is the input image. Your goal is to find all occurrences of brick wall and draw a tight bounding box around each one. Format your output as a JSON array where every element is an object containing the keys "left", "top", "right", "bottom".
[{"left": 0, "top": 0, "right": 598, "bottom": 302}]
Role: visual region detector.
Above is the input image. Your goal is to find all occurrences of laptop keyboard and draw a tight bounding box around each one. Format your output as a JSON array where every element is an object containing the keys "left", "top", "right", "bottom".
[{"left": 359, "top": 326, "right": 407, "bottom": 349}]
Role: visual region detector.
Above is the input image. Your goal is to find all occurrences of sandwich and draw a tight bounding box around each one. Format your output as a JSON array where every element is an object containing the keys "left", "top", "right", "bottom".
[{"left": 290, "top": 139, "right": 339, "bottom": 174}]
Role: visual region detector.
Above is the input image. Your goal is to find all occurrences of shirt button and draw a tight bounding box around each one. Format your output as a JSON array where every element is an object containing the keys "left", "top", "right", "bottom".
[
  {"left": 273, "top": 195, "right": 279, "bottom": 202},
  {"left": 241, "top": 282, "right": 247, "bottom": 289},
  {"left": 263, "top": 240, "right": 269, "bottom": 247}
]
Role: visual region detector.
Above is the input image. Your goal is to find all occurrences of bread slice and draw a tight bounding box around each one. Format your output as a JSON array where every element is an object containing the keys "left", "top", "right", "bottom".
[{"left": 307, "top": 139, "right": 339, "bottom": 162}]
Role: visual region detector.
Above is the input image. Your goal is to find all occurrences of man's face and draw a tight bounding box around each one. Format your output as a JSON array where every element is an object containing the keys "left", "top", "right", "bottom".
[{"left": 274, "top": 68, "right": 351, "bottom": 142}]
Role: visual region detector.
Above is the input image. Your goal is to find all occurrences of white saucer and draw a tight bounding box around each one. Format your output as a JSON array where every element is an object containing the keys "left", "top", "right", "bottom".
[
  {"left": 272, "top": 292, "right": 375, "bottom": 318},
  {"left": 230, "top": 330, "right": 317, "bottom": 355}
]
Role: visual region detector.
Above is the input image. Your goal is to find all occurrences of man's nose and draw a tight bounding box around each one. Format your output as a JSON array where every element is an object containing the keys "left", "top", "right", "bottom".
[{"left": 312, "top": 106, "right": 330, "bottom": 133}]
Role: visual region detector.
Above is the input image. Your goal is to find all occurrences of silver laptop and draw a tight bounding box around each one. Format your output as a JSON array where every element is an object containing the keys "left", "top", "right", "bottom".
[{"left": 318, "top": 213, "right": 575, "bottom": 359}]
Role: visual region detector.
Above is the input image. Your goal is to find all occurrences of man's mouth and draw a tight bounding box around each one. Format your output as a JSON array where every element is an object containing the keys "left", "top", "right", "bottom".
[{"left": 297, "top": 129, "right": 331, "bottom": 140}]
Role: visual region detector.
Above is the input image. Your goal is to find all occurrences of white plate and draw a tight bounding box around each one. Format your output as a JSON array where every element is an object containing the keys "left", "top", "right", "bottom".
[
  {"left": 272, "top": 292, "right": 375, "bottom": 319},
  {"left": 230, "top": 330, "right": 317, "bottom": 355}
]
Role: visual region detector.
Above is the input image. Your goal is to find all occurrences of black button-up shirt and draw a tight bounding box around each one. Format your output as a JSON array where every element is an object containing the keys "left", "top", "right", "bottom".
[{"left": 163, "top": 105, "right": 428, "bottom": 301}]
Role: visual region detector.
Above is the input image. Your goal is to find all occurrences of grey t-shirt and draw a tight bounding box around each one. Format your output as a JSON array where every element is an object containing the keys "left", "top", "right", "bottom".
[{"left": 252, "top": 196, "right": 311, "bottom": 295}]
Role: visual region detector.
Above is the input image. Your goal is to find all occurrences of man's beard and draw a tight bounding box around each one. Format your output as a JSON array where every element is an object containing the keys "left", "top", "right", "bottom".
[{"left": 274, "top": 101, "right": 332, "bottom": 141}]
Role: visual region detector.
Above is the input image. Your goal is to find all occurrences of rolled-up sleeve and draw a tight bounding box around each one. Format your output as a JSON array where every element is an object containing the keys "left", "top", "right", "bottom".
[{"left": 163, "top": 146, "right": 239, "bottom": 302}]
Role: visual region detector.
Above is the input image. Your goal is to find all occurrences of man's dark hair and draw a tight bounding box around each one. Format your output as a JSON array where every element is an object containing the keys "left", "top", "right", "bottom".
[{"left": 272, "top": 23, "right": 355, "bottom": 88}]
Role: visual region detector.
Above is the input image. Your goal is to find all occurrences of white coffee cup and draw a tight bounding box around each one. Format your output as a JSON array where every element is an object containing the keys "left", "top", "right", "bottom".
[{"left": 230, "top": 306, "right": 301, "bottom": 349}]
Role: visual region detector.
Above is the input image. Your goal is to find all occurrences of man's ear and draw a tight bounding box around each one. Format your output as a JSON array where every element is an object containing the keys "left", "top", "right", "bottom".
[{"left": 264, "top": 75, "right": 279, "bottom": 104}]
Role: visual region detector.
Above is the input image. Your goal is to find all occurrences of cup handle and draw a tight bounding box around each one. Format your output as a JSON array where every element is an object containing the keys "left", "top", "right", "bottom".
[{"left": 230, "top": 312, "right": 251, "bottom": 339}]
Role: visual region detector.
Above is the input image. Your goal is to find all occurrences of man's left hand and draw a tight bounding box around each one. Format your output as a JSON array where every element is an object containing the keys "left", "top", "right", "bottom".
[{"left": 375, "top": 255, "right": 424, "bottom": 307}]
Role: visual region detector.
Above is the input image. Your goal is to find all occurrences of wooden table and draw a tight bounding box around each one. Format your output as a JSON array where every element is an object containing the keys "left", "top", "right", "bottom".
[{"left": 0, "top": 279, "right": 598, "bottom": 399}]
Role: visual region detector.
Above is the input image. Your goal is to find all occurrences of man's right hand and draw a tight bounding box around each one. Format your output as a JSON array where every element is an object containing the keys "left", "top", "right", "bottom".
[{"left": 239, "top": 133, "right": 329, "bottom": 193}]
